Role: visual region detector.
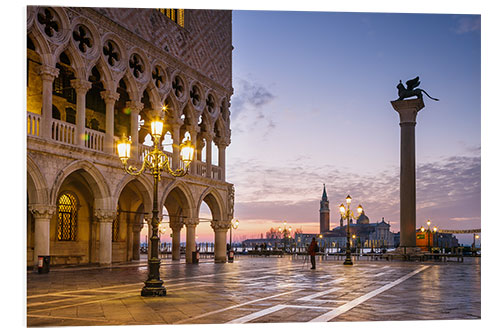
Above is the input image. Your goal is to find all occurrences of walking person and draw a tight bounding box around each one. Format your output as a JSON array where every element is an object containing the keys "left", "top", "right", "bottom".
[{"left": 308, "top": 237, "right": 319, "bottom": 269}]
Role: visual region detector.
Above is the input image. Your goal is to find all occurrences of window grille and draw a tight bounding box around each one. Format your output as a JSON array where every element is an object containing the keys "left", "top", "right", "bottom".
[
  {"left": 57, "top": 193, "right": 77, "bottom": 241},
  {"left": 112, "top": 210, "right": 120, "bottom": 242}
]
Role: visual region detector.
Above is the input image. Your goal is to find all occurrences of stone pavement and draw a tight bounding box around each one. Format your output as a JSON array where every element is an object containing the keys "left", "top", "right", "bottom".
[{"left": 26, "top": 256, "right": 481, "bottom": 327}]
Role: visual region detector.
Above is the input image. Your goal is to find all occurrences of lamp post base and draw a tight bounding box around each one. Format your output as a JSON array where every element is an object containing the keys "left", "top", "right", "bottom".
[
  {"left": 141, "top": 280, "right": 166, "bottom": 297},
  {"left": 343, "top": 257, "right": 353, "bottom": 265}
]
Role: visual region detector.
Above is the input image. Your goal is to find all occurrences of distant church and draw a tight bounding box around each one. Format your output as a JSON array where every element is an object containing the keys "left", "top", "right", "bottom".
[{"left": 301, "top": 185, "right": 395, "bottom": 248}]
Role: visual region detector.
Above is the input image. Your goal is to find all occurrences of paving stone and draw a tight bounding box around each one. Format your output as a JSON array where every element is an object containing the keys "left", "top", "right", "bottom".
[{"left": 27, "top": 256, "right": 480, "bottom": 326}]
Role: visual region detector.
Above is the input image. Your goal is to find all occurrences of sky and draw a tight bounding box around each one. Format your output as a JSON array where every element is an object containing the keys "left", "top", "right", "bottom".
[{"left": 221, "top": 10, "right": 481, "bottom": 246}]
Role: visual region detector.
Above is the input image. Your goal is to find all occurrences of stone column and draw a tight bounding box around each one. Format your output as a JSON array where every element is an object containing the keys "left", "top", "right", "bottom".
[
  {"left": 217, "top": 142, "right": 227, "bottom": 181},
  {"left": 186, "top": 125, "right": 199, "bottom": 175},
  {"left": 391, "top": 98, "right": 425, "bottom": 249},
  {"left": 39, "top": 65, "right": 59, "bottom": 139},
  {"left": 171, "top": 123, "right": 181, "bottom": 170},
  {"left": 95, "top": 209, "right": 116, "bottom": 265},
  {"left": 184, "top": 218, "right": 198, "bottom": 263},
  {"left": 211, "top": 221, "right": 230, "bottom": 263},
  {"left": 100, "top": 91, "right": 120, "bottom": 154},
  {"left": 132, "top": 222, "right": 143, "bottom": 260},
  {"left": 205, "top": 134, "right": 213, "bottom": 179},
  {"left": 169, "top": 220, "right": 183, "bottom": 260},
  {"left": 125, "top": 101, "right": 143, "bottom": 160},
  {"left": 70, "top": 79, "right": 92, "bottom": 147},
  {"left": 30, "top": 204, "right": 55, "bottom": 267}
]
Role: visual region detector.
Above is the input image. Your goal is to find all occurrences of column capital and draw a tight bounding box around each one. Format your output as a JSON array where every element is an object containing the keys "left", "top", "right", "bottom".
[
  {"left": 132, "top": 223, "right": 143, "bottom": 233},
  {"left": 211, "top": 220, "right": 230, "bottom": 231},
  {"left": 169, "top": 221, "right": 184, "bottom": 231},
  {"left": 29, "top": 204, "right": 56, "bottom": 219},
  {"left": 184, "top": 218, "right": 199, "bottom": 227},
  {"left": 214, "top": 137, "right": 229, "bottom": 148},
  {"left": 391, "top": 98, "right": 425, "bottom": 124},
  {"left": 70, "top": 79, "right": 92, "bottom": 94},
  {"left": 100, "top": 90, "right": 120, "bottom": 103},
  {"left": 94, "top": 209, "right": 117, "bottom": 223},
  {"left": 201, "top": 131, "right": 215, "bottom": 142},
  {"left": 126, "top": 100, "right": 144, "bottom": 115},
  {"left": 38, "top": 65, "right": 59, "bottom": 81}
]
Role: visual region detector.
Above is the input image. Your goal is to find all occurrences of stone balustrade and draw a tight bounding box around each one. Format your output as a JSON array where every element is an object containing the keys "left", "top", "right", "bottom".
[
  {"left": 27, "top": 112, "right": 41, "bottom": 137},
  {"left": 51, "top": 119, "right": 75, "bottom": 145},
  {"left": 84, "top": 128, "right": 105, "bottom": 152}
]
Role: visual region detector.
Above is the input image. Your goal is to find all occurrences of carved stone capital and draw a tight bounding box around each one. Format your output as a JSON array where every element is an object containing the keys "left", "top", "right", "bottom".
[
  {"left": 100, "top": 90, "right": 120, "bottom": 104},
  {"left": 169, "top": 221, "right": 184, "bottom": 231},
  {"left": 391, "top": 98, "right": 425, "bottom": 124},
  {"left": 29, "top": 204, "right": 56, "bottom": 219},
  {"left": 70, "top": 79, "right": 92, "bottom": 94},
  {"left": 94, "top": 209, "right": 117, "bottom": 223},
  {"left": 201, "top": 131, "right": 215, "bottom": 142},
  {"left": 38, "top": 65, "right": 59, "bottom": 81},
  {"left": 132, "top": 223, "right": 143, "bottom": 233},
  {"left": 184, "top": 218, "right": 199, "bottom": 227},
  {"left": 126, "top": 100, "right": 144, "bottom": 114},
  {"left": 211, "top": 220, "right": 230, "bottom": 231}
]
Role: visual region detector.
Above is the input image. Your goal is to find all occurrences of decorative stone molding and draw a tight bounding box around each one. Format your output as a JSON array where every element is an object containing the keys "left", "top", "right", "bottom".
[
  {"left": 227, "top": 184, "right": 234, "bottom": 219},
  {"left": 94, "top": 209, "right": 117, "bottom": 223},
  {"left": 30, "top": 204, "right": 56, "bottom": 219}
]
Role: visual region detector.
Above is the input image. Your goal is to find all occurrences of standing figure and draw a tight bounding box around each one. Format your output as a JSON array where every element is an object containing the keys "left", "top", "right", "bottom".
[{"left": 308, "top": 237, "right": 319, "bottom": 269}]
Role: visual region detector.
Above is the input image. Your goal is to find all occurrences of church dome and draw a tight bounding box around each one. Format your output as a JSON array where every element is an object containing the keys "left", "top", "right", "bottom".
[{"left": 357, "top": 212, "right": 370, "bottom": 224}]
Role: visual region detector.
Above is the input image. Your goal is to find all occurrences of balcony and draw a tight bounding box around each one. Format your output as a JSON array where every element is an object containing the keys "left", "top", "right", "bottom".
[{"left": 27, "top": 113, "right": 225, "bottom": 182}]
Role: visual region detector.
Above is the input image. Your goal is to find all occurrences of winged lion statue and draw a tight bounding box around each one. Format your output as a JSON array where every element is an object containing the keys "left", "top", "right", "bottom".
[{"left": 396, "top": 77, "right": 439, "bottom": 101}]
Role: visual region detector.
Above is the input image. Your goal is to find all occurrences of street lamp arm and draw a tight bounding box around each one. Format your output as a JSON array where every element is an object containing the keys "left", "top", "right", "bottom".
[{"left": 122, "top": 157, "right": 148, "bottom": 176}]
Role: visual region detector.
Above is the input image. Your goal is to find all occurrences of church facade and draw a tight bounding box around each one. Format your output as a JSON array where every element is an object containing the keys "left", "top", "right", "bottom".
[
  {"left": 27, "top": 7, "right": 234, "bottom": 267},
  {"left": 312, "top": 185, "right": 395, "bottom": 249}
]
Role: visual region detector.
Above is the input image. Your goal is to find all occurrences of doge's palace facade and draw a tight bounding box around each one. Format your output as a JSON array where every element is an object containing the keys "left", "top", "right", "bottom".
[{"left": 27, "top": 6, "right": 234, "bottom": 267}]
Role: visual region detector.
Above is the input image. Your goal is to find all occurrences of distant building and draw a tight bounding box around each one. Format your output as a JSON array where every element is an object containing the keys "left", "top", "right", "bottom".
[{"left": 311, "top": 187, "right": 396, "bottom": 248}]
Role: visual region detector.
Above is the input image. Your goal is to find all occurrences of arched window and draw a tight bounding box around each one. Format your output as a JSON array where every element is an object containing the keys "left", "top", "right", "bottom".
[{"left": 57, "top": 192, "right": 78, "bottom": 241}]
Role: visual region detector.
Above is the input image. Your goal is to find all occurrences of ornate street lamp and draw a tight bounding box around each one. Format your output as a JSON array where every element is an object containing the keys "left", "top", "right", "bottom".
[
  {"left": 229, "top": 219, "right": 239, "bottom": 250},
  {"left": 339, "top": 194, "right": 363, "bottom": 265},
  {"left": 117, "top": 116, "right": 194, "bottom": 297}
]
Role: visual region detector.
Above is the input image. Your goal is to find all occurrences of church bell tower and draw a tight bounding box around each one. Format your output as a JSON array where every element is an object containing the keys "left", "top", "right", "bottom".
[{"left": 320, "top": 184, "right": 330, "bottom": 233}]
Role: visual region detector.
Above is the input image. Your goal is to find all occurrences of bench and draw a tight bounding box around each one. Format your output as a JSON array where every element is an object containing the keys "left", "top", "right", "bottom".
[{"left": 50, "top": 255, "right": 85, "bottom": 265}]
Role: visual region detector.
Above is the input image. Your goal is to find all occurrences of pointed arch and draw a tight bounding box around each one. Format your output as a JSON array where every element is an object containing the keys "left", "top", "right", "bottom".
[
  {"left": 27, "top": 154, "right": 49, "bottom": 205},
  {"left": 161, "top": 180, "right": 196, "bottom": 220},
  {"left": 197, "top": 187, "right": 226, "bottom": 222},
  {"left": 50, "top": 160, "right": 112, "bottom": 210},
  {"left": 113, "top": 174, "right": 153, "bottom": 214}
]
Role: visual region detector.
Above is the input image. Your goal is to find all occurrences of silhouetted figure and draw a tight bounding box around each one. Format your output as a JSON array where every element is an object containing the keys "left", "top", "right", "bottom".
[{"left": 308, "top": 237, "right": 319, "bottom": 269}]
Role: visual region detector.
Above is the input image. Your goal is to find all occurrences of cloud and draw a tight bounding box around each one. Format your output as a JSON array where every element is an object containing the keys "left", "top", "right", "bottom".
[
  {"left": 453, "top": 16, "right": 481, "bottom": 34},
  {"left": 228, "top": 152, "right": 480, "bottom": 234},
  {"left": 230, "top": 77, "right": 276, "bottom": 135}
]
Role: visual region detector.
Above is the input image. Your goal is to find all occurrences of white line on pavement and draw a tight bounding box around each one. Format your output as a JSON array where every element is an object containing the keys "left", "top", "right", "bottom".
[
  {"left": 297, "top": 287, "right": 341, "bottom": 302},
  {"left": 173, "top": 289, "right": 303, "bottom": 324},
  {"left": 308, "top": 265, "right": 430, "bottom": 322}
]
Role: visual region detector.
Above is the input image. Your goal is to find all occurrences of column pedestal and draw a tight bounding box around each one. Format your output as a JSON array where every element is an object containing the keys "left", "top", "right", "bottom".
[{"left": 391, "top": 98, "right": 425, "bottom": 248}]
